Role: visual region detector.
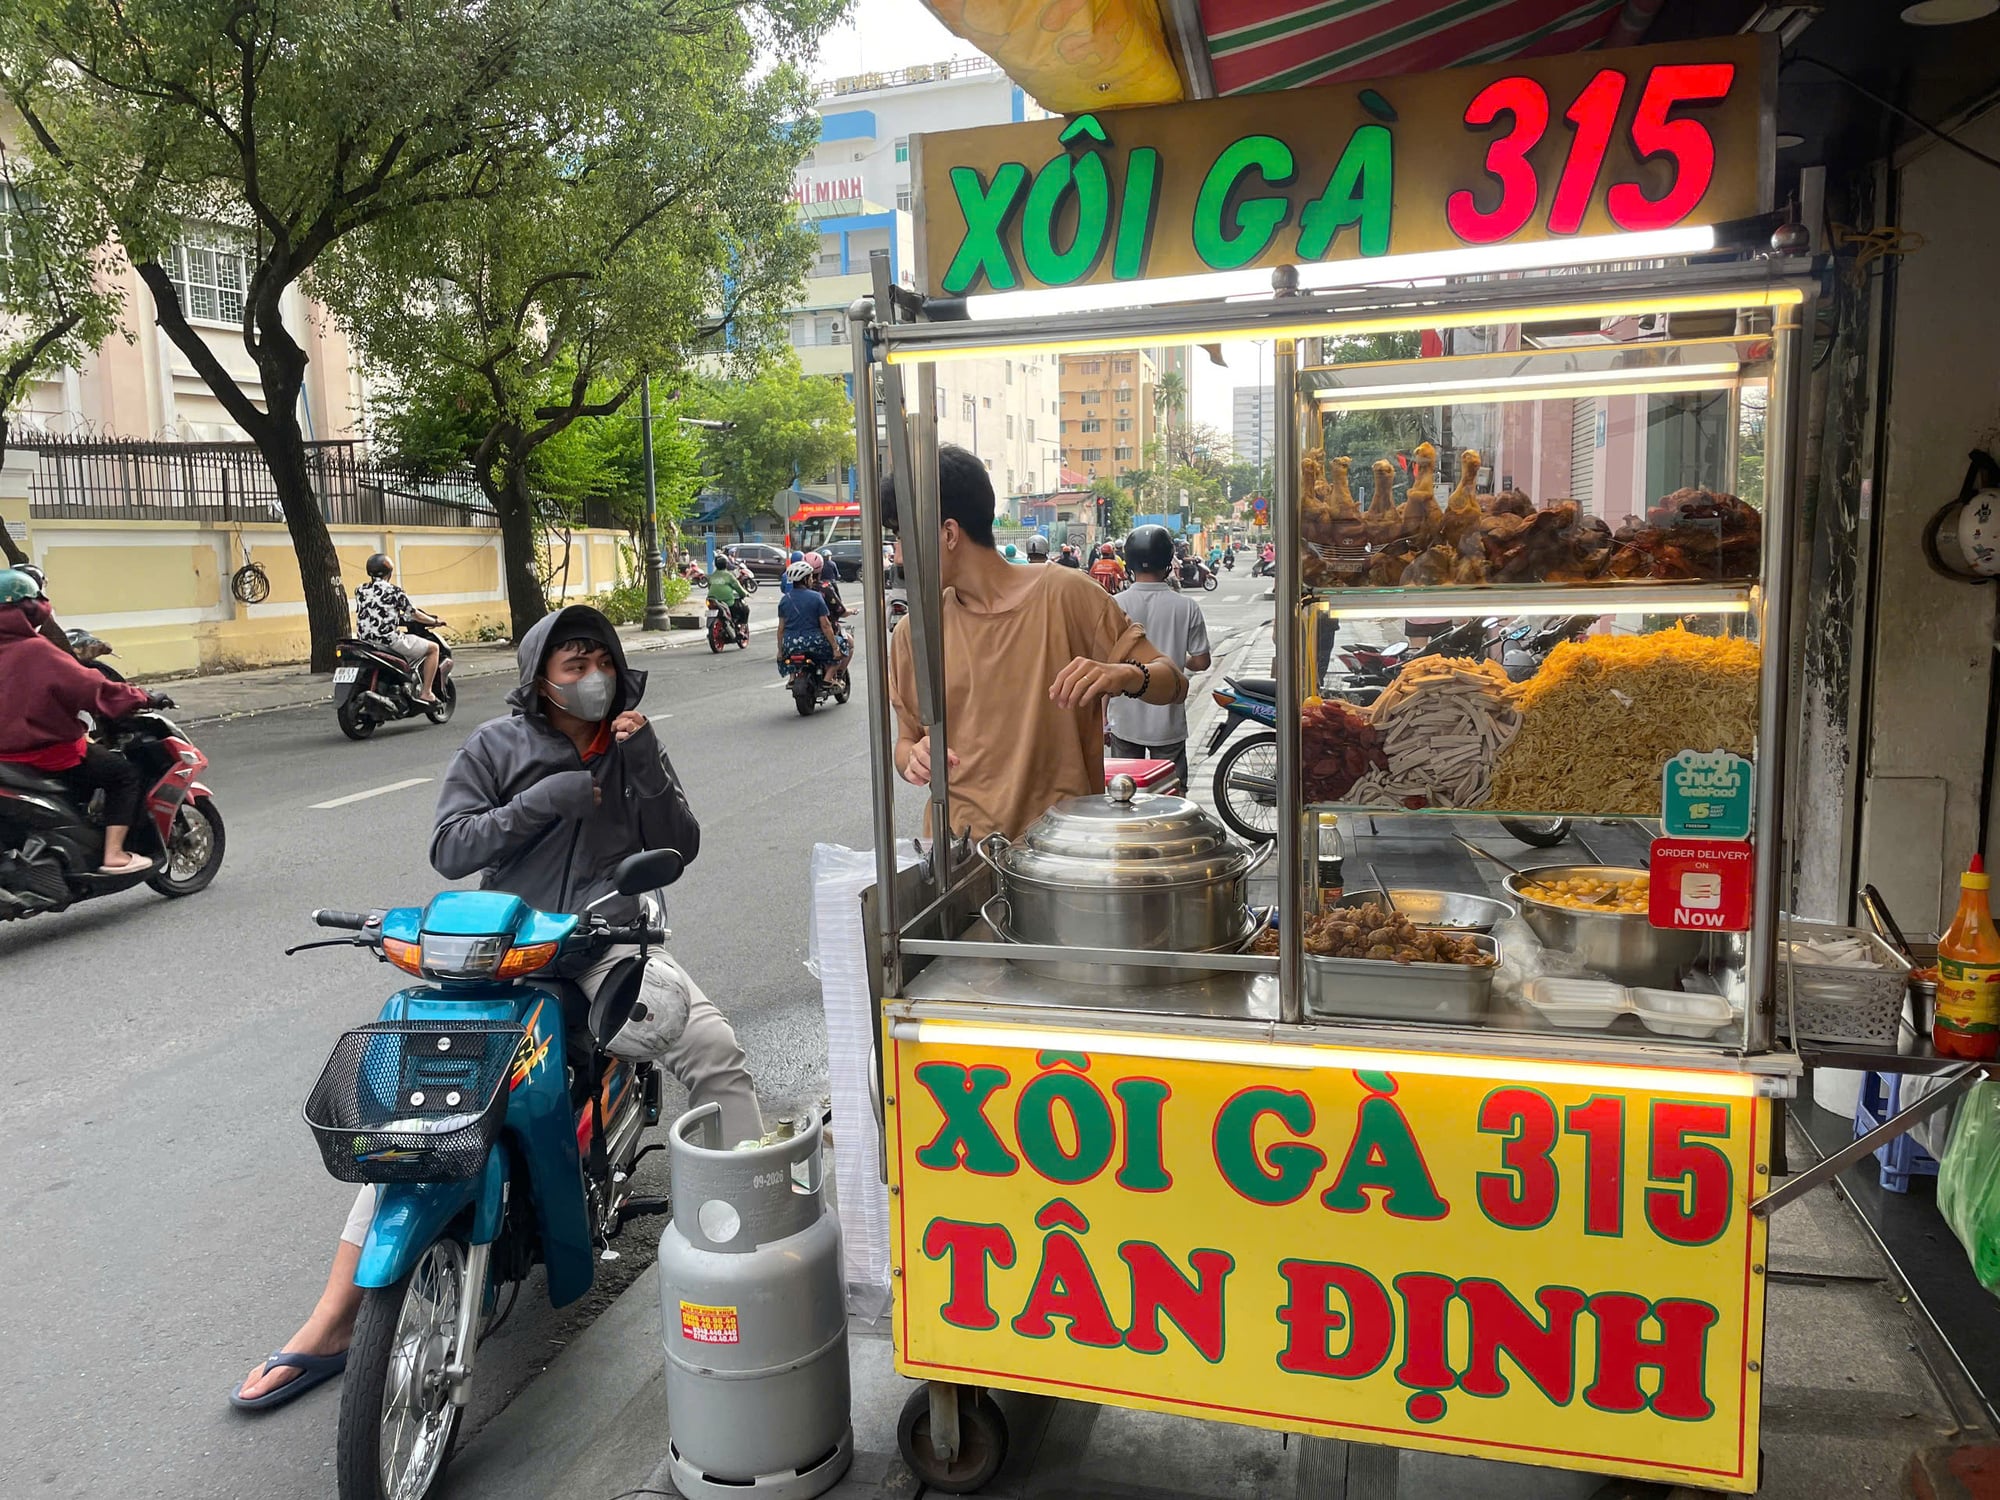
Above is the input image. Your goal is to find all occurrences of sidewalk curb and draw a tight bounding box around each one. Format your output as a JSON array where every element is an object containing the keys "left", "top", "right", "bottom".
[{"left": 172, "top": 620, "right": 782, "bottom": 727}]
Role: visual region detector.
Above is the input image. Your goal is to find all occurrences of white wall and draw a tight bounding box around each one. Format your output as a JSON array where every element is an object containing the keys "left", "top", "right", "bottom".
[{"left": 1857, "top": 110, "right": 2000, "bottom": 936}]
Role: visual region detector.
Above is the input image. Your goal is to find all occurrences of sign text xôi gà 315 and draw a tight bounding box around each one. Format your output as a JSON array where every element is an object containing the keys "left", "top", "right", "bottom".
[
  {"left": 888, "top": 1031, "right": 1768, "bottom": 1492},
  {"left": 913, "top": 36, "right": 1772, "bottom": 297}
]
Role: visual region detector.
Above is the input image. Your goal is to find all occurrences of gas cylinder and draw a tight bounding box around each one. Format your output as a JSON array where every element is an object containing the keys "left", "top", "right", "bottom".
[{"left": 658, "top": 1104, "right": 852, "bottom": 1500}]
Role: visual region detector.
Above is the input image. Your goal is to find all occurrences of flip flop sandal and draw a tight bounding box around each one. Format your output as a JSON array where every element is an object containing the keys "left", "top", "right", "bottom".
[
  {"left": 230, "top": 1349, "right": 348, "bottom": 1412},
  {"left": 97, "top": 854, "right": 153, "bottom": 875}
]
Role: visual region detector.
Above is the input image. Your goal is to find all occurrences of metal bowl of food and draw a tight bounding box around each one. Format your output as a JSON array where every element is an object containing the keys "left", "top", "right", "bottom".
[
  {"left": 1503, "top": 865, "right": 1712, "bottom": 988},
  {"left": 1332, "top": 889, "right": 1515, "bottom": 934}
]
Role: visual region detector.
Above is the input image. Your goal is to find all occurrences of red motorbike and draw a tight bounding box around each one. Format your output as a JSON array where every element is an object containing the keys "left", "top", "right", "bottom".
[{"left": 0, "top": 706, "right": 225, "bottom": 919}]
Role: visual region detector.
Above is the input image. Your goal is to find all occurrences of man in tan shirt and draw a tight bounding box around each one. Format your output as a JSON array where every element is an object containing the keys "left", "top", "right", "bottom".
[{"left": 887, "top": 447, "right": 1186, "bottom": 840}]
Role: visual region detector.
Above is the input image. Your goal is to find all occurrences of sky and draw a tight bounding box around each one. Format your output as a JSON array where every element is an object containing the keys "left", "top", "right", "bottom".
[{"left": 807, "top": 0, "right": 1261, "bottom": 444}]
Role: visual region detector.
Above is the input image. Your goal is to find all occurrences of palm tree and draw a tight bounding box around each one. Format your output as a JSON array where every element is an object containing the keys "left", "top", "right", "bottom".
[{"left": 1153, "top": 370, "right": 1186, "bottom": 439}]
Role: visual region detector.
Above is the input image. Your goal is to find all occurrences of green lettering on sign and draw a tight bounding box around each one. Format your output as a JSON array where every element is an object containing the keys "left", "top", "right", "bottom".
[
  {"left": 1113, "top": 148, "right": 1161, "bottom": 282},
  {"left": 1192, "top": 135, "right": 1296, "bottom": 271},
  {"left": 1296, "top": 124, "right": 1394, "bottom": 260},
  {"left": 942, "top": 163, "right": 1029, "bottom": 295},
  {"left": 1021, "top": 151, "right": 1111, "bottom": 287}
]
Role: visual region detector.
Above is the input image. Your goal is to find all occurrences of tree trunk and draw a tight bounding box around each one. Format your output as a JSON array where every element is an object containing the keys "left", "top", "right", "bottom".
[
  {"left": 135, "top": 260, "right": 351, "bottom": 671},
  {"left": 0, "top": 415, "right": 24, "bottom": 567},
  {"left": 493, "top": 464, "right": 549, "bottom": 641},
  {"left": 252, "top": 421, "right": 350, "bottom": 671}
]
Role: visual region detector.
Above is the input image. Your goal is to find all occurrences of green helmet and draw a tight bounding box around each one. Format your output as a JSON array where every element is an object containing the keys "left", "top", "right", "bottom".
[{"left": 0, "top": 568, "right": 43, "bottom": 605}]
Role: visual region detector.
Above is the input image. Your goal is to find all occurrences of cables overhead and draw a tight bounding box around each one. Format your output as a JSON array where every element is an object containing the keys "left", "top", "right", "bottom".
[{"left": 1785, "top": 53, "right": 2000, "bottom": 176}]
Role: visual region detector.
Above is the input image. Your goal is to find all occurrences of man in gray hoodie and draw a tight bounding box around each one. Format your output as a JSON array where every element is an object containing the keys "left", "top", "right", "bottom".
[{"left": 234, "top": 604, "right": 761, "bottom": 1410}]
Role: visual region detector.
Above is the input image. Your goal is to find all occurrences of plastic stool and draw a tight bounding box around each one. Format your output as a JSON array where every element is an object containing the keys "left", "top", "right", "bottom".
[{"left": 1853, "top": 1071, "right": 1941, "bottom": 1194}]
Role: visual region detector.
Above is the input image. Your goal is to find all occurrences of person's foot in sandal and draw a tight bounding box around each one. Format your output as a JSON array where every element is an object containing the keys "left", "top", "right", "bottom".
[
  {"left": 231, "top": 1347, "right": 348, "bottom": 1411},
  {"left": 97, "top": 851, "right": 151, "bottom": 876}
]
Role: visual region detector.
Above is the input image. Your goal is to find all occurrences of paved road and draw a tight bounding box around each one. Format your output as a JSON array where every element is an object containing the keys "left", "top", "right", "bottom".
[{"left": 0, "top": 571, "right": 1269, "bottom": 1500}]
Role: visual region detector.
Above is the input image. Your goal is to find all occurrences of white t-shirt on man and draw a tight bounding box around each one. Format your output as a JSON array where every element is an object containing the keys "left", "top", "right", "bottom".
[{"left": 1108, "top": 581, "right": 1210, "bottom": 747}]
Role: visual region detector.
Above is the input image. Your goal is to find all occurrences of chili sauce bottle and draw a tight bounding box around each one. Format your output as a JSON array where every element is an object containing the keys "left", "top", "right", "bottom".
[{"left": 1934, "top": 854, "right": 2000, "bottom": 1060}]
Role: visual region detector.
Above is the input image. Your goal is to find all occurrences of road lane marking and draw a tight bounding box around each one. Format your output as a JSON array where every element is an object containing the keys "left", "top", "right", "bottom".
[{"left": 312, "top": 777, "right": 433, "bottom": 810}]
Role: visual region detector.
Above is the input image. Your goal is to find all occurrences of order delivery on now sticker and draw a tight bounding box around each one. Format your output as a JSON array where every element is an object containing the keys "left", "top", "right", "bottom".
[{"left": 679, "top": 1301, "right": 740, "bottom": 1345}]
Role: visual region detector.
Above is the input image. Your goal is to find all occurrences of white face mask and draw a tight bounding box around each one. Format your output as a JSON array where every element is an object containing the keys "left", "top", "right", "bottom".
[{"left": 542, "top": 667, "right": 616, "bottom": 722}]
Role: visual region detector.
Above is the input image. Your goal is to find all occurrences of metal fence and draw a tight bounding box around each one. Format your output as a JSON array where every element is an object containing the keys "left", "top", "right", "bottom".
[{"left": 22, "top": 437, "right": 499, "bottom": 529}]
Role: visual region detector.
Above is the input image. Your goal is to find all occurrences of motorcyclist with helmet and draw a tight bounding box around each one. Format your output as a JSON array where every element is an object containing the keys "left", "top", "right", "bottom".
[
  {"left": 706, "top": 556, "right": 749, "bottom": 638},
  {"left": 352, "top": 553, "right": 445, "bottom": 706},
  {"left": 1088, "top": 542, "right": 1127, "bottom": 593},
  {"left": 1056, "top": 542, "right": 1083, "bottom": 569},
  {"left": 1026, "top": 534, "right": 1051, "bottom": 565},
  {"left": 776, "top": 559, "right": 847, "bottom": 684},
  {"left": 0, "top": 569, "right": 169, "bottom": 874}
]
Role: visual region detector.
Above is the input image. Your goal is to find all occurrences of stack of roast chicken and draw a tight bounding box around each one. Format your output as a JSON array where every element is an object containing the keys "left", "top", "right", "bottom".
[{"left": 1299, "top": 442, "right": 1761, "bottom": 588}]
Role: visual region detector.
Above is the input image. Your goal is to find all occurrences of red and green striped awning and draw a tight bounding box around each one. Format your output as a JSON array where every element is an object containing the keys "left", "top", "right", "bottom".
[{"left": 1201, "top": 0, "right": 1627, "bottom": 96}]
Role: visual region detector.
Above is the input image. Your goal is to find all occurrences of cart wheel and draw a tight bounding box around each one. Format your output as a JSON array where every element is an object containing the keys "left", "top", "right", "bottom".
[{"left": 897, "top": 1386, "right": 1006, "bottom": 1494}]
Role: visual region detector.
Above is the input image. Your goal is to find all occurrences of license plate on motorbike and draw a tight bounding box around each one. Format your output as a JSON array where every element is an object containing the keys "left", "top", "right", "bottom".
[{"left": 333, "top": 667, "right": 360, "bottom": 683}]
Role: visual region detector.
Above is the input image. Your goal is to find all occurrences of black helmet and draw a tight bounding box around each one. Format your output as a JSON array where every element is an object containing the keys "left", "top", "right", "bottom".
[
  {"left": 365, "top": 552, "right": 394, "bottom": 579},
  {"left": 1125, "top": 524, "right": 1174, "bottom": 575}
]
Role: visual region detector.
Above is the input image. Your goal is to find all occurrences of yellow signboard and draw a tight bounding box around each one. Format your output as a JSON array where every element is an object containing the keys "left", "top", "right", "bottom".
[
  {"left": 888, "top": 1024, "right": 1769, "bottom": 1492},
  {"left": 913, "top": 35, "right": 1772, "bottom": 296}
]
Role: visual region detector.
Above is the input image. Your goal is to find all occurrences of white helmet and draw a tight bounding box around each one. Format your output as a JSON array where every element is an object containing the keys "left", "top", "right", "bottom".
[{"left": 786, "top": 560, "right": 817, "bottom": 585}]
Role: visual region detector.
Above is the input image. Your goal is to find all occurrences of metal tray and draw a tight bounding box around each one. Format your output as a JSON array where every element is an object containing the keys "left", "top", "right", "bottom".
[{"left": 1303, "top": 934, "right": 1500, "bottom": 1023}]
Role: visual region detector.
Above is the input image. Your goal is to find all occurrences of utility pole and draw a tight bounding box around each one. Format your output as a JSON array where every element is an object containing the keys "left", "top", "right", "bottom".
[{"left": 640, "top": 375, "right": 671, "bottom": 632}]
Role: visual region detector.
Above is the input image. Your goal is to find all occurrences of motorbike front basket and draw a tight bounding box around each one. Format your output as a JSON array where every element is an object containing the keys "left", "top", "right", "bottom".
[{"left": 304, "top": 1021, "right": 526, "bottom": 1185}]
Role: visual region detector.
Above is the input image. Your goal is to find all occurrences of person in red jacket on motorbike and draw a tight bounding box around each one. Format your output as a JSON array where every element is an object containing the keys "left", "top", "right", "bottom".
[{"left": 0, "top": 569, "right": 163, "bottom": 873}]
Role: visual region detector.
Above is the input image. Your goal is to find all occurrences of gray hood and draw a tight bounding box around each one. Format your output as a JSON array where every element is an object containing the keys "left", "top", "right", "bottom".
[
  {"left": 505, "top": 604, "right": 647, "bottom": 718},
  {"left": 431, "top": 604, "right": 698, "bottom": 939}
]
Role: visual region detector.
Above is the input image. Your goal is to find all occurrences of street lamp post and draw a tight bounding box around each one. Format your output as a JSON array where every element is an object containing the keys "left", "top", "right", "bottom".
[{"left": 639, "top": 376, "right": 671, "bottom": 632}]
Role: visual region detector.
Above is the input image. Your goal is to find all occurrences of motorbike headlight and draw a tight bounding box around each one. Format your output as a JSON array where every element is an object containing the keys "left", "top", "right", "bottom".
[{"left": 419, "top": 933, "right": 510, "bottom": 979}]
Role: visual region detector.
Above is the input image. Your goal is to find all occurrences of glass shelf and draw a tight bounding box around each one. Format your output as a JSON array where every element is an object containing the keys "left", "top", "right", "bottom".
[{"left": 1306, "top": 582, "right": 1755, "bottom": 618}]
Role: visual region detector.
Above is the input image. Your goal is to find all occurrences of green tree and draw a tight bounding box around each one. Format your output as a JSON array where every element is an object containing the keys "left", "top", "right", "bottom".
[
  {"left": 1153, "top": 368, "right": 1187, "bottom": 438},
  {"left": 0, "top": 144, "right": 123, "bottom": 565},
  {"left": 0, "top": 0, "right": 833, "bottom": 667},
  {"left": 694, "top": 358, "right": 855, "bottom": 539},
  {"left": 320, "top": 43, "right": 816, "bottom": 637}
]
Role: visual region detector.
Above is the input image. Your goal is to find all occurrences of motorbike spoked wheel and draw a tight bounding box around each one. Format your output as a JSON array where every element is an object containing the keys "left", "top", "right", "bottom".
[
  {"left": 793, "top": 678, "right": 817, "bottom": 717},
  {"left": 1212, "top": 732, "right": 1279, "bottom": 844},
  {"left": 424, "top": 679, "right": 457, "bottom": 726},
  {"left": 338, "top": 1237, "right": 469, "bottom": 1500},
  {"left": 146, "top": 796, "right": 225, "bottom": 897},
  {"left": 337, "top": 698, "right": 377, "bottom": 741}
]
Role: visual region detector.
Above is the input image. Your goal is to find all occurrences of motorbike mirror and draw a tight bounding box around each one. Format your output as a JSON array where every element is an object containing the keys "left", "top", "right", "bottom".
[
  {"left": 588, "top": 957, "right": 647, "bottom": 1048},
  {"left": 615, "top": 847, "right": 684, "bottom": 895}
]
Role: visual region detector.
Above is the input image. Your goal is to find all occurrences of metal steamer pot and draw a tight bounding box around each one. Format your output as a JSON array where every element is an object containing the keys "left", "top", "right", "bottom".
[{"left": 978, "top": 776, "right": 1270, "bottom": 987}]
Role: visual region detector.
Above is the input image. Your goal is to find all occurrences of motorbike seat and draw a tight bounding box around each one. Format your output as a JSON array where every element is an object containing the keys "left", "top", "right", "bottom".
[
  {"left": 1231, "top": 676, "right": 1278, "bottom": 702},
  {"left": 0, "top": 760, "right": 70, "bottom": 796}
]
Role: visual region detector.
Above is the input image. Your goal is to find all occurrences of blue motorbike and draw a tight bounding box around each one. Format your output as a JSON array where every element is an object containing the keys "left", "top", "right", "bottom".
[
  {"left": 1205, "top": 675, "right": 1279, "bottom": 843},
  {"left": 296, "top": 847, "right": 684, "bottom": 1500}
]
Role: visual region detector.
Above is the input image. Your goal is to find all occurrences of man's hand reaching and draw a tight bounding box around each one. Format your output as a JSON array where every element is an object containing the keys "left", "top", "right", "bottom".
[
  {"left": 1048, "top": 657, "right": 1141, "bottom": 710},
  {"left": 611, "top": 710, "right": 647, "bottom": 743},
  {"left": 900, "top": 733, "right": 961, "bottom": 787}
]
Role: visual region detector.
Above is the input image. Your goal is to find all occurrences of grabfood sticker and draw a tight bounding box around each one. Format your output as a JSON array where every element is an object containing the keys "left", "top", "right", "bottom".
[{"left": 1662, "top": 750, "right": 1753, "bottom": 840}]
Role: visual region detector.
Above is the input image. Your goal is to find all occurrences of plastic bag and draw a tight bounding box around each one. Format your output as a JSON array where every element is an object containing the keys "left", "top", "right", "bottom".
[{"left": 1937, "top": 1080, "right": 2000, "bottom": 1292}]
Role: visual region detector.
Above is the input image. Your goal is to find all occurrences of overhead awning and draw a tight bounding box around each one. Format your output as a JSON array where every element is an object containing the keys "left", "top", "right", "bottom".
[
  {"left": 917, "top": 0, "right": 1637, "bottom": 109},
  {"left": 1201, "top": 0, "right": 1625, "bottom": 96}
]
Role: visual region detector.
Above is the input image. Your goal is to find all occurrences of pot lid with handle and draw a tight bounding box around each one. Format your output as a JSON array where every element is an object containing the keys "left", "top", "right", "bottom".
[{"left": 984, "top": 774, "right": 1255, "bottom": 887}]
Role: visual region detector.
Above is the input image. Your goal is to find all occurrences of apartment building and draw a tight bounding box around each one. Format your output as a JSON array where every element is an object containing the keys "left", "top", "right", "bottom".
[
  {"left": 1232, "top": 384, "right": 1276, "bottom": 474},
  {"left": 785, "top": 59, "right": 1062, "bottom": 500},
  {"left": 1060, "top": 350, "right": 1155, "bottom": 485}
]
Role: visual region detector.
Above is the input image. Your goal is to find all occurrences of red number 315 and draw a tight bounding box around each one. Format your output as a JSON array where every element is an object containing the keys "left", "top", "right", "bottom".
[{"left": 1446, "top": 62, "right": 1737, "bottom": 245}]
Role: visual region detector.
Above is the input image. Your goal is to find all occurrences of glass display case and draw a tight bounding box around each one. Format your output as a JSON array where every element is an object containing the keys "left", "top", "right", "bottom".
[{"left": 1277, "top": 304, "right": 1793, "bottom": 1055}]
